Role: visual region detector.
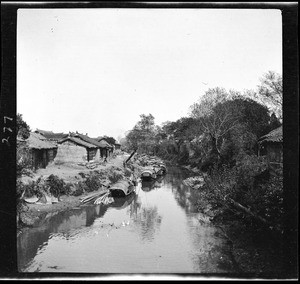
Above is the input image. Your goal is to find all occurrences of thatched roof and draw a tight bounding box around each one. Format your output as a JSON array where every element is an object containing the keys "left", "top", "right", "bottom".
[
  {"left": 59, "top": 136, "right": 97, "bottom": 149},
  {"left": 35, "top": 129, "right": 68, "bottom": 140},
  {"left": 258, "top": 126, "right": 283, "bottom": 144},
  {"left": 32, "top": 132, "right": 47, "bottom": 140},
  {"left": 98, "top": 139, "right": 113, "bottom": 148},
  {"left": 27, "top": 133, "right": 58, "bottom": 149},
  {"left": 71, "top": 133, "right": 112, "bottom": 148},
  {"left": 96, "top": 136, "right": 114, "bottom": 148}
]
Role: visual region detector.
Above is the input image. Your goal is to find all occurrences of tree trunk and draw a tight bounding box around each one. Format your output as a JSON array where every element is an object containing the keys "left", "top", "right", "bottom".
[{"left": 210, "top": 134, "right": 221, "bottom": 161}]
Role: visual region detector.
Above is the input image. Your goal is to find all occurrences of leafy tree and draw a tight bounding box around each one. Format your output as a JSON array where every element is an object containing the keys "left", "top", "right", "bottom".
[
  {"left": 102, "top": 136, "right": 116, "bottom": 145},
  {"left": 17, "top": 114, "right": 32, "bottom": 178},
  {"left": 126, "top": 114, "right": 157, "bottom": 153},
  {"left": 189, "top": 88, "right": 272, "bottom": 168},
  {"left": 190, "top": 88, "right": 241, "bottom": 160},
  {"left": 255, "top": 71, "right": 282, "bottom": 120},
  {"left": 17, "top": 113, "right": 31, "bottom": 139}
]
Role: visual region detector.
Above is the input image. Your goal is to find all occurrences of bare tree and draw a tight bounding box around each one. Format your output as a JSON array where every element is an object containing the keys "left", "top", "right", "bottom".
[
  {"left": 190, "top": 88, "right": 241, "bottom": 159},
  {"left": 256, "top": 71, "right": 282, "bottom": 119}
]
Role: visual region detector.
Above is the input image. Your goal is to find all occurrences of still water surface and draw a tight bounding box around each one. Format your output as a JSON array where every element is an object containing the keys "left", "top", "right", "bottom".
[{"left": 18, "top": 167, "right": 232, "bottom": 274}]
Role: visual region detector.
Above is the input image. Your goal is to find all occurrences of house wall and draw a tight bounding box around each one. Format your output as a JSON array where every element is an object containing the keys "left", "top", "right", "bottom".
[
  {"left": 259, "top": 142, "right": 282, "bottom": 163},
  {"left": 100, "top": 148, "right": 108, "bottom": 158},
  {"left": 31, "top": 149, "right": 47, "bottom": 170},
  {"left": 47, "top": 148, "right": 58, "bottom": 163},
  {"left": 88, "top": 148, "right": 97, "bottom": 162},
  {"left": 265, "top": 143, "right": 283, "bottom": 163},
  {"left": 54, "top": 141, "right": 88, "bottom": 164},
  {"left": 93, "top": 148, "right": 100, "bottom": 161}
]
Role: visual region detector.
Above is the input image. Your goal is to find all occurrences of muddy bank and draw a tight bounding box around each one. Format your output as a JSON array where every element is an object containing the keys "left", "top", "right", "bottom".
[
  {"left": 17, "top": 154, "right": 133, "bottom": 229},
  {"left": 18, "top": 188, "right": 106, "bottom": 230},
  {"left": 17, "top": 153, "right": 154, "bottom": 230}
]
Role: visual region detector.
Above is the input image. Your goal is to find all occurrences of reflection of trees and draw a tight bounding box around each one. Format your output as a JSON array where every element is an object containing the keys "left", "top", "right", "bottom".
[
  {"left": 172, "top": 184, "right": 202, "bottom": 214},
  {"left": 129, "top": 194, "right": 142, "bottom": 217},
  {"left": 164, "top": 167, "right": 202, "bottom": 214},
  {"left": 131, "top": 205, "right": 162, "bottom": 242}
]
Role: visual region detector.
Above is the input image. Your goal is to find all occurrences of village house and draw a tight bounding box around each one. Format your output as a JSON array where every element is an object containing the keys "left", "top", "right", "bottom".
[
  {"left": 258, "top": 125, "right": 283, "bottom": 168},
  {"left": 96, "top": 136, "right": 115, "bottom": 154},
  {"left": 56, "top": 136, "right": 98, "bottom": 163},
  {"left": 69, "top": 132, "right": 112, "bottom": 160},
  {"left": 114, "top": 142, "right": 121, "bottom": 150},
  {"left": 25, "top": 132, "right": 58, "bottom": 170}
]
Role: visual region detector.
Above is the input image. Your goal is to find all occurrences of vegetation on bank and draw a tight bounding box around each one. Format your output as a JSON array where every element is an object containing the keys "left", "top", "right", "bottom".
[{"left": 123, "top": 71, "right": 283, "bottom": 234}]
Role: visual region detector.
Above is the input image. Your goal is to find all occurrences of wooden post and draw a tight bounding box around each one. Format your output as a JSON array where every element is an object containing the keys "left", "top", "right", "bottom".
[{"left": 125, "top": 149, "right": 137, "bottom": 164}]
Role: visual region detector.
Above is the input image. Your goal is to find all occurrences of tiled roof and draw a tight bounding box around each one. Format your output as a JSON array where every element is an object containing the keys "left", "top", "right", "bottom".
[
  {"left": 59, "top": 136, "right": 97, "bottom": 148},
  {"left": 259, "top": 126, "right": 283, "bottom": 143},
  {"left": 27, "top": 133, "right": 58, "bottom": 149}
]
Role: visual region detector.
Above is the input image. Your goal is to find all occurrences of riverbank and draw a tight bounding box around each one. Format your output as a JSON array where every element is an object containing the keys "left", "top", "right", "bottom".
[
  {"left": 17, "top": 153, "right": 132, "bottom": 229},
  {"left": 181, "top": 167, "right": 290, "bottom": 278}
]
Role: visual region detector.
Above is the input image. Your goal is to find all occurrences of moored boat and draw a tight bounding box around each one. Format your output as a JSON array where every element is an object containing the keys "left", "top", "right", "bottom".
[
  {"left": 109, "top": 180, "right": 135, "bottom": 197},
  {"left": 140, "top": 167, "right": 157, "bottom": 181}
]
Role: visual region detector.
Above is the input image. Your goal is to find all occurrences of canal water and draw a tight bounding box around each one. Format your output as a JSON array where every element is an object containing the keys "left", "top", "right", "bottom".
[{"left": 17, "top": 167, "right": 234, "bottom": 274}]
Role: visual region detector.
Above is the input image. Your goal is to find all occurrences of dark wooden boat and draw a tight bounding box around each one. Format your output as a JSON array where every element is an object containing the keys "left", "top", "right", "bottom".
[
  {"left": 109, "top": 180, "right": 135, "bottom": 197},
  {"left": 140, "top": 167, "right": 157, "bottom": 181},
  {"left": 158, "top": 163, "right": 167, "bottom": 174},
  {"left": 110, "top": 192, "right": 136, "bottom": 209}
]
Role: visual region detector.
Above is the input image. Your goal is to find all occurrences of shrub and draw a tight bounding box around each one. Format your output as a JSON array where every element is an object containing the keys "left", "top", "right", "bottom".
[
  {"left": 72, "top": 182, "right": 86, "bottom": 196},
  {"left": 124, "top": 168, "right": 132, "bottom": 177},
  {"left": 46, "top": 174, "right": 72, "bottom": 196},
  {"left": 199, "top": 154, "right": 283, "bottom": 229},
  {"left": 84, "top": 172, "right": 102, "bottom": 192},
  {"left": 107, "top": 167, "right": 124, "bottom": 183}
]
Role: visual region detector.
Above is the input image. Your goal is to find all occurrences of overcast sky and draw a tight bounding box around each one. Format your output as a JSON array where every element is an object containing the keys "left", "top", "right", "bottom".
[{"left": 17, "top": 8, "right": 282, "bottom": 140}]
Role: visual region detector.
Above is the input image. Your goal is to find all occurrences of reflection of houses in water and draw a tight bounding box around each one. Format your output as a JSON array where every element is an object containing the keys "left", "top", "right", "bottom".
[
  {"left": 18, "top": 194, "right": 138, "bottom": 272},
  {"left": 17, "top": 208, "right": 85, "bottom": 271}
]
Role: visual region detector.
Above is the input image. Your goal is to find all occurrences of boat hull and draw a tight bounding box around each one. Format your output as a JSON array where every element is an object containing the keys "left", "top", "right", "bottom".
[
  {"left": 109, "top": 180, "right": 135, "bottom": 197},
  {"left": 140, "top": 169, "right": 157, "bottom": 181}
]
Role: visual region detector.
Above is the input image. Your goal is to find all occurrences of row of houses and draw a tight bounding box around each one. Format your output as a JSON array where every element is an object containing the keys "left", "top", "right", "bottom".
[{"left": 18, "top": 129, "right": 122, "bottom": 170}]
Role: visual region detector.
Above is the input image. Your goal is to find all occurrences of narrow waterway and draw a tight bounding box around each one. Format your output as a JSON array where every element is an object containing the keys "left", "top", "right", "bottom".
[{"left": 17, "top": 167, "right": 235, "bottom": 274}]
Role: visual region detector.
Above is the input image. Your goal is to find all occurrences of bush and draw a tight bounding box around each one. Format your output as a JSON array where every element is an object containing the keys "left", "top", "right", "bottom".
[
  {"left": 84, "top": 172, "right": 102, "bottom": 192},
  {"left": 107, "top": 167, "right": 124, "bottom": 183},
  {"left": 46, "top": 174, "right": 72, "bottom": 197},
  {"left": 124, "top": 167, "right": 132, "bottom": 177},
  {"left": 17, "top": 180, "right": 37, "bottom": 198},
  {"left": 199, "top": 154, "right": 283, "bottom": 229},
  {"left": 72, "top": 182, "right": 86, "bottom": 196}
]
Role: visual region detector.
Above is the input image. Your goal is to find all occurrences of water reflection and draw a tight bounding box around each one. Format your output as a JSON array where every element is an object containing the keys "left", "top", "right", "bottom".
[
  {"left": 131, "top": 205, "right": 162, "bottom": 242},
  {"left": 17, "top": 193, "right": 137, "bottom": 271},
  {"left": 141, "top": 175, "right": 165, "bottom": 192},
  {"left": 18, "top": 166, "right": 232, "bottom": 274},
  {"left": 164, "top": 167, "right": 201, "bottom": 214},
  {"left": 141, "top": 180, "right": 156, "bottom": 192}
]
